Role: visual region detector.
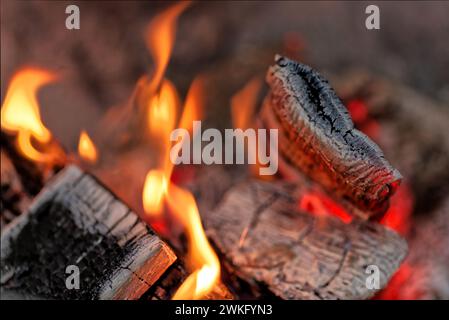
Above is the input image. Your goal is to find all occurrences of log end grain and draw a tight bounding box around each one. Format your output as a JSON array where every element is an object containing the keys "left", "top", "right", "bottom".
[{"left": 0, "top": 165, "right": 176, "bottom": 300}]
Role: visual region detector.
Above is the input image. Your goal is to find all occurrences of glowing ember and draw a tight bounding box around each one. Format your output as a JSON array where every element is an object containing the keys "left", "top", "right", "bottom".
[
  {"left": 1, "top": 68, "right": 60, "bottom": 163},
  {"left": 77, "top": 130, "right": 99, "bottom": 164},
  {"left": 299, "top": 191, "right": 353, "bottom": 224}
]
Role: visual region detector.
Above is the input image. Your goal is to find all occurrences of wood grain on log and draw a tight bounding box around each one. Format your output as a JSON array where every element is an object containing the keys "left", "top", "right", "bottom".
[
  {"left": 1, "top": 165, "right": 176, "bottom": 300},
  {"left": 190, "top": 166, "right": 407, "bottom": 300},
  {"left": 264, "top": 55, "right": 402, "bottom": 218}
]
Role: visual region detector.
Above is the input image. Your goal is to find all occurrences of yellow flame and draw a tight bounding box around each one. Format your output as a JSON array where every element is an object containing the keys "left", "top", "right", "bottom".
[
  {"left": 142, "top": 170, "right": 168, "bottom": 218},
  {"left": 145, "top": 1, "right": 191, "bottom": 91},
  {"left": 167, "top": 184, "right": 220, "bottom": 300},
  {"left": 142, "top": 74, "right": 218, "bottom": 299},
  {"left": 78, "top": 130, "right": 99, "bottom": 164},
  {"left": 1, "top": 67, "right": 58, "bottom": 162},
  {"left": 142, "top": 2, "right": 217, "bottom": 300}
]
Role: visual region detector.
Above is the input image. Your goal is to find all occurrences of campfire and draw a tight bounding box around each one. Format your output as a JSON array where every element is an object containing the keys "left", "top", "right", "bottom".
[{"left": 1, "top": 2, "right": 448, "bottom": 301}]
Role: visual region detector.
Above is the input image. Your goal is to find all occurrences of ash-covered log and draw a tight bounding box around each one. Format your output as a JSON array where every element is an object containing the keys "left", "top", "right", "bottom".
[
  {"left": 191, "top": 166, "right": 407, "bottom": 300},
  {"left": 263, "top": 55, "right": 402, "bottom": 219},
  {"left": 1, "top": 165, "right": 176, "bottom": 300}
]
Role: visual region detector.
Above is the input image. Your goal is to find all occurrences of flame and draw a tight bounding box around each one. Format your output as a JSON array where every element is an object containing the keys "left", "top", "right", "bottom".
[
  {"left": 142, "top": 169, "right": 168, "bottom": 218},
  {"left": 167, "top": 184, "right": 220, "bottom": 300},
  {"left": 142, "top": 72, "right": 217, "bottom": 298},
  {"left": 231, "top": 77, "right": 262, "bottom": 130},
  {"left": 142, "top": 2, "right": 218, "bottom": 299},
  {"left": 1, "top": 68, "right": 59, "bottom": 163},
  {"left": 145, "top": 1, "right": 191, "bottom": 91},
  {"left": 147, "top": 79, "right": 179, "bottom": 171},
  {"left": 78, "top": 130, "right": 99, "bottom": 164}
]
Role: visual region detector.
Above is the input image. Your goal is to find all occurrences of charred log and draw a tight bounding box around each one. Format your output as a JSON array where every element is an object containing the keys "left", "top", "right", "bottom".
[
  {"left": 263, "top": 55, "right": 402, "bottom": 218},
  {"left": 0, "top": 165, "right": 176, "bottom": 300}
]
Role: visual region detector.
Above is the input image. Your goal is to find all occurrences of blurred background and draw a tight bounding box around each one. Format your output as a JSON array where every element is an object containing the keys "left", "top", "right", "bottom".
[{"left": 2, "top": 1, "right": 449, "bottom": 149}]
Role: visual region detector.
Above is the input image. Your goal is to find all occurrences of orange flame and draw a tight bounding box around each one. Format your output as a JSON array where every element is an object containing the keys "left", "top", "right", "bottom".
[
  {"left": 231, "top": 77, "right": 262, "bottom": 130},
  {"left": 142, "top": 78, "right": 220, "bottom": 299},
  {"left": 145, "top": 1, "right": 191, "bottom": 92},
  {"left": 167, "top": 184, "right": 220, "bottom": 300},
  {"left": 1, "top": 67, "right": 60, "bottom": 163},
  {"left": 230, "top": 77, "right": 271, "bottom": 179},
  {"left": 78, "top": 130, "right": 99, "bottom": 164},
  {"left": 142, "top": 2, "right": 218, "bottom": 299}
]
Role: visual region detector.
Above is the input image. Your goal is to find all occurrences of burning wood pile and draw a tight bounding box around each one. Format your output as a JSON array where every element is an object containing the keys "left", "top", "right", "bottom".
[{"left": 1, "top": 2, "right": 448, "bottom": 300}]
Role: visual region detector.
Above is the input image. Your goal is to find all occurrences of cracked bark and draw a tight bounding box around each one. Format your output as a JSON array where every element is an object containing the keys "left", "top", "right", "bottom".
[
  {"left": 263, "top": 56, "right": 402, "bottom": 218},
  {"left": 0, "top": 165, "right": 176, "bottom": 300}
]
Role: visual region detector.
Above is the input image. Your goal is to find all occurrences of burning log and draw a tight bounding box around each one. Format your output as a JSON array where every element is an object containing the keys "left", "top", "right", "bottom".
[
  {"left": 0, "top": 149, "right": 31, "bottom": 229},
  {"left": 144, "top": 262, "right": 234, "bottom": 300},
  {"left": 1, "top": 165, "right": 176, "bottom": 299},
  {"left": 0, "top": 131, "right": 63, "bottom": 229},
  {"left": 190, "top": 166, "right": 407, "bottom": 300},
  {"left": 262, "top": 55, "right": 402, "bottom": 218}
]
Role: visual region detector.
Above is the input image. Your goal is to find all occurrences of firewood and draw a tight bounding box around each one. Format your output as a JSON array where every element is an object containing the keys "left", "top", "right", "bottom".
[
  {"left": 190, "top": 166, "right": 407, "bottom": 300},
  {"left": 263, "top": 55, "right": 402, "bottom": 218},
  {"left": 0, "top": 131, "right": 46, "bottom": 196},
  {"left": 0, "top": 149, "right": 31, "bottom": 229},
  {"left": 0, "top": 165, "right": 176, "bottom": 300},
  {"left": 332, "top": 71, "right": 449, "bottom": 299},
  {"left": 143, "top": 261, "right": 234, "bottom": 300}
]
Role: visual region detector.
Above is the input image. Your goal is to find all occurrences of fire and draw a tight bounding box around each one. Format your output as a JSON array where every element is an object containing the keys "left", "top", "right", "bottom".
[
  {"left": 1, "top": 68, "right": 59, "bottom": 163},
  {"left": 142, "top": 77, "right": 219, "bottom": 299},
  {"left": 167, "top": 184, "right": 220, "bottom": 300},
  {"left": 231, "top": 77, "right": 262, "bottom": 130},
  {"left": 78, "top": 130, "right": 99, "bottom": 164},
  {"left": 145, "top": 1, "right": 191, "bottom": 92},
  {"left": 142, "top": 2, "right": 219, "bottom": 299},
  {"left": 142, "top": 169, "right": 168, "bottom": 218}
]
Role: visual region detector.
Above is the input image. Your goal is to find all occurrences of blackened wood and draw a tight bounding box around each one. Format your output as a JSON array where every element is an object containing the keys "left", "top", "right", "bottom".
[
  {"left": 0, "top": 131, "right": 45, "bottom": 196},
  {"left": 0, "top": 165, "right": 176, "bottom": 300},
  {"left": 191, "top": 166, "right": 407, "bottom": 300},
  {"left": 264, "top": 55, "right": 402, "bottom": 218},
  {"left": 143, "top": 261, "right": 234, "bottom": 300},
  {"left": 0, "top": 150, "right": 31, "bottom": 229}
]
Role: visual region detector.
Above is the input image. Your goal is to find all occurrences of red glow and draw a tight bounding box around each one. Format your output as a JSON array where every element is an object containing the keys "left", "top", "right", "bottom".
[
  {"left": 347, "top": 99, "right": 368, "bottom": 123},
  {"left": 150, "top": 219, "right": 169, "bottom": 236},
  {"left": 381, "top": 182, "right": 414, "bottom": 236},
  {"left": 299, "top": 191, "right": 353, "bottom": 223},
  {"left": 375, "top": 263, "right": 423, "bottom": 300},
  {"left": 346, "top": 99, "right": 380, "bottom": 140}
]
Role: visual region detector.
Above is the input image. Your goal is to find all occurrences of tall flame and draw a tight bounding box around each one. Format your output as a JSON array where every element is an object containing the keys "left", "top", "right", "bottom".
[
  {"left": 145, "top": 1, "right": 191, "bottom": 92},
  {"left": 142, "top": 74, "right": 219, "bottom": 299},
  {"left": 1, "top": 67, "right": 58, "bottom": 163},
  {"left": 142, "top": 2, "right": 219, "bottom": 300},
  {"left": 78, "top": 130, "right": 99, "bottom": 164}
]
